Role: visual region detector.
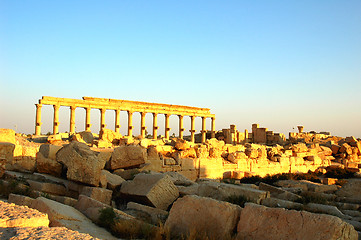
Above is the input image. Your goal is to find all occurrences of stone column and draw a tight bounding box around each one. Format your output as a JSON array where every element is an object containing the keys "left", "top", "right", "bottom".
[
  {"left": 244, "top": 129, "right": 249, "bottom": 143},
  {"left": 127, "top": 111, "right": 133, "bottom": 137},
  {"left": 164, "top": 114, "right": 170, "bottom": 140},
  {"left": 53, "top": 105, "right": 60, "bottom": 134},
  {"left": 35, "top": 104, "right": 42, "bottom": 135},
  {"left": 85, "top": 107, "right": 92, "bottom": 132},
  {"left": 100, "top": 108, "right": 106, "bottom": 132},
  {"left": 211, "top": 117, "right": 216, "bottom": 138},
  {"left": 190, "top": 116, "right": 195, "bottom": 143},
  {"left": 69, "top": 106, "right": 76, "bottom": 134},
  {"left": 115, "top": 109, "right": 120, "bottom": 133},
  {"left": 178, "top": 115, "right": 184, "bottom": 139},
  {"left": 152, "top": 113, "right": 158, "bottom": 140},
  {"left": 201, "top": 116, "right": 206, "bottom": 143},
  {"left": 140, "top": 112, "right": 146, "bottom": 138}
]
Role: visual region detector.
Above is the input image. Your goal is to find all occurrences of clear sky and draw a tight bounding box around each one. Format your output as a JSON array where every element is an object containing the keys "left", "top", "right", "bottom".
[{"left": 1, "top": 1, "right": 360, "bottom": 138}]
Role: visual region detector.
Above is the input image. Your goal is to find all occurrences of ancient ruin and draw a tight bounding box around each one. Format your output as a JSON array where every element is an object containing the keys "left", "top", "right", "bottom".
[
  {"left": 0, "top": 97, "right": 360, "bottom": 239},
  {"left": 35, "top": 96, "right": 216, "bottom": 143}
]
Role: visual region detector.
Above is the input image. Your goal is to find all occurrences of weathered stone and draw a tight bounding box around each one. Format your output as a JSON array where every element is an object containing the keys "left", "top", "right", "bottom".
[
  {"left": 75, "top": 194, "right": 111, "bottom": 222},
  {"left": 0, "top": 200, "right": 49, "bottom": 228},
  {"left": 236, "top": 203, "right": 358, "bottom": 240},
  {"left": 127, "top": 202, "right": 169, "bottom": 225},
  {"left": 0, "top": 128, "right": 16, "bottom": 144},
  {"left": 164, "top": 171, "right": 195, "bottom": 186},
  {"left": 31, "top": 197, "right": 116, "bottom": 239},
  {"left": 165, "top": 195, "right": 241, "bottom": 240},
  {"left": 197, "top": 181, "right": 269, "bottom": 204},
  {"left": 36, "top": 152, "right": 62, "bottom": 177},
  {"left": 8, "top": 194, "right": 36, "bottom": 207},
  {"left": 305, "top": 203, "right": 350, "bottom": 219},
  {"left": 80, "top": 186, "right": 113, "bottom": 205},
  {"left": 261, "top": 197, "right": 303, "bottom": 210},
  {"left": 110, "top": 145, "right": 147, "bottom": 170},
  {"left": 120, "top": 173, "right": 179, "bottom": 210},
  {"left": 0, "top": 142, "right": 15, "bottom": 163},
  {"left": 38, "top": 144, "right": 63, "bottom": 160},
  {"left": 259, "top": 182, "right": 302, "bottom": 202},
  {"left": 27, "top": 180, "right": 67, "bottom": 196},
  {"left": 340, "top": 143, "right": 353, "bottom": 155},
  {"left": 56, "top": 142, "right": 105, "bottom": 186},
  {"left": 99, "top": 128, "right": 122, "bottom": 143},
  {"left": 101, "top": 169, "right": 125, "bottom": 190},
  {"left": 291, "top": 143, "right": 309, "bottom": 153},
  {"left": 173, "top": 138, "right": 190, "bottom": 151}
]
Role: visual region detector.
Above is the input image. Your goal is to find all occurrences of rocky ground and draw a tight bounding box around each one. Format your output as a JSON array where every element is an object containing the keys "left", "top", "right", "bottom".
[{"left": 0, "top": 128, "right": 360, "bottom": 239}]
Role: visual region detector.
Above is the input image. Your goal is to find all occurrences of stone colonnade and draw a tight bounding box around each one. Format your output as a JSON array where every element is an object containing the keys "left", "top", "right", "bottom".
[{"left": 35, "top": 96, "right": 216, "bottom": 143}]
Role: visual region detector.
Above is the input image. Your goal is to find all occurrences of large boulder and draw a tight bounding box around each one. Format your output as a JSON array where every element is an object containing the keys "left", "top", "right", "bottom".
[
  {"left": 36, "top": 152, "right": 62, "bottom": 177},
  {"left": 120, "top": 173, "right": 179, "bottom": 210},
  {"left": 99, "top": 129, "right": 122, "bottom": 143},
  {"left": 101, "top": 169, "right": 125, "bottom": 190},
  {"left": 31, "top": 197, "right": 116, "bottom": 239},
  {"left": 0, "top": 142, "right": 15, "bottom": 177},
  {"left": 38, "top": 144, "right": 63, "bottom": 160},
  {"left": 56, "top": 142, "right": 105, "bottom": 186},
  {"left": 80, "top": 186, "right": 113, "bottom": 205},
  {"left": 110, "top": 145, "right": 147, "bottom": 170},
  {"left": 236, "top": 203, "right": 358, "bottom": 240},
  {"left": 165, "top": 195, "right": 241, "bottom": 239}
]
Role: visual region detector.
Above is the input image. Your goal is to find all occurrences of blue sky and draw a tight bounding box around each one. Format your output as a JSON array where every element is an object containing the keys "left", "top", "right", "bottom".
[{"left": 1, "top": 1, "right": 360, "bottom": 137}]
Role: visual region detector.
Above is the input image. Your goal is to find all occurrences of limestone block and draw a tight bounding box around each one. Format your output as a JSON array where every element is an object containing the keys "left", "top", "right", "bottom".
[
  {"left": 164, "top": 171, "right": 195, "bottom": 186},
  {"left": 120, "top": 173, "right": 179, "bottom": 210},
  {"left": 199, "top": 157, "right": 224, "bottom": 179},
  {"left": 340, "top": 143, "right": 353, "bottom": 155},
  {"left": 96, "top": 139, "right": 112, "bottom": 148},
  {"left": 36, "top": 152, "right": 62, "bottom": 177},
  {"left": 27, "top": 180, "right": 67, "bottom": 196},
  {"left": 322, "top": 178, "right": 338, "bottom": 185},
  {"left": 331, "top": 144, "right": 341, "bottom": 155},
  {"left": 205, "top": 138, "right": 225, "bottom": 149},
  {"left": 236, "top": 203, "right": 358, "bottom": 240},
  {"left": 127, "top": 201, "right": 169, "bottom": 225},
  {"left": 305, "top": 203, "right": 349, "bottom": 219},
  {"left": 101, "top": 169, "right": 125, "bottom": 190},
  {"left": 197, "top": 181, "right": 269, "bottom": 204},
  {"left": 110, "top": 145, "right": 147, "bottom": 170},
  {"left": 56, "top": 142, "right": 104, "bottom": 186},
  {"left": 165, "top": 195, "right": 241, "bottom": 240},
  {"left": 38, "top": 144, "right": 63, "bottom": 160},
  {"left": 180, "top": 158, "right": 197, "bottom": 170},
  {"left": 0, "top": 128, "right": 16, "bottom": 144},
  {"left": 80, "top": 186, "right": 113, "bottom": 205},
  {"left": 75, "top": 194, "right": 111, "bottom": 222},
  {"left": 31, "top": 197, "right": 117, "bottom": 239},
  {"left": 47, "top": 134, "right": 62, "bottom": 143},
  {"left": 177, "top": 170, "right": 198, "bottom": 181},
  {"left": 72, "top": 134, "right": 87, "bottom": 143},
  {"left": 0, "top": 200, "right": 49, "bottom": 228},
  {"left": 245, "top": 148, "right": 258, "bottom": 158},
  {"left": 8, "top": 194, "right": 36, "bottom": 207},
  {"left": 195, "top": 145, "right": 209, "bottom": 158},
  {"left": 307, "top": 155, "right": 322, "bottom": 165}
]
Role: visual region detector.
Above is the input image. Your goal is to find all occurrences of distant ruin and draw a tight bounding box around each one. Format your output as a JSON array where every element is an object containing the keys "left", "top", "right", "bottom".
[{"left": 35, "top": 96, "right": 216, "bottom": 143}]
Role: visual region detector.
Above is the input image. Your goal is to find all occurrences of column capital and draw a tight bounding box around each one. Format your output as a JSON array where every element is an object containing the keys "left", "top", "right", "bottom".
[
  {"left": 127, "top": 110, "right": 133, "bottom": 114},
  {"left": 164, "top": 113, "right": 170, "bottom": 117},
  {"left": 152, "top": 112, "right": 158, "bottom": 116},
  {"left": 141, "top": 112, "right": 147, "bottom": 117},
  {"left": 178, "top": 114, "right": 184, "bottom": 119},
  {"left": 53, "top": 104, "right": 60, "bottom": 110},
  {"left": 35, "top": 103, "right": 42, "bottom": 108},
  {"left": 70, "top": 105, "right": 77, "bottom": 110},
  {"left": 100, "top": 108, "right": 106, "bottom": 113}
]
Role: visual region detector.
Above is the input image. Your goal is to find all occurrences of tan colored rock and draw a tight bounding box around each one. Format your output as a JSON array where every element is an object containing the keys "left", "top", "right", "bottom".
[
  {"left": 99, "top": 128, "right": 122, "bottom": 143},
  {"left": 0, "top": 142, "right": 15, "bottom": 163},
  {"left": 331, "top": 144, "right": 341, "bottom": 155},
  {"left": 8, "top": 194, "right": 36, "bottom": 207},
  {"left": 236, "top": 203, "right": 358, "bottom": 240},
  {"left": 80, "top": 186, "right": 112, "bottom": 205},
  {"left": 0, "top": 200, "right": 49, "bottom": 228},
  {"left": 291, "top": 143, "right": 309, "bottom": 153},
  {"left": 56, "top": 142, "right": 105, "bottom": 186},
  {"left": 0, "top": 128, "right": 16, "bottom": 144},
  {"left": 28, "top": 180, "right": 67, "bottom": 196},
  {"left": 31, "top": 197, "right": 116, "bottom": 239},
  {"left": 38, "top": 144, "right": 63, "bottom": 160},
  {"left": 305, "top": 203, "right": 349, "bottom": 219},
  {"left": 110, "top": 145, "right": 147, "bottom": 170},
  {"left": 197, "top": 181, "right": 269, "bottom": 204},
  {"left": 120, "top": 173, "right": 179, "bottom": 210},
  {"left": 75, "top": 194, "right": 111, "bottom": 222},
  {"left": 261, "top": 197, "right": 303, "bottom": 210},
  {"left": 0, "top": 226, "right": 100, "bottom": 240},
  {"left": 173, "top": 138, "right": 190, "bottom": 150},
  {"left": 259, "top": 182, "right": 302, "bottom": 202},
  {"left": 36, "top": 152, "right": 62, "bottom": 177},
  {"left": 165, "top": 195, "right": 241, "bottom": 240},
  {"left": 340, "top": 143, "right": 353, "bottom": 155},
  {"left": 101, "top": 169, "right": 125, "bottom": 190},
  {"left": 127, "top": 202, "right": 169, "bottom": 225}
]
